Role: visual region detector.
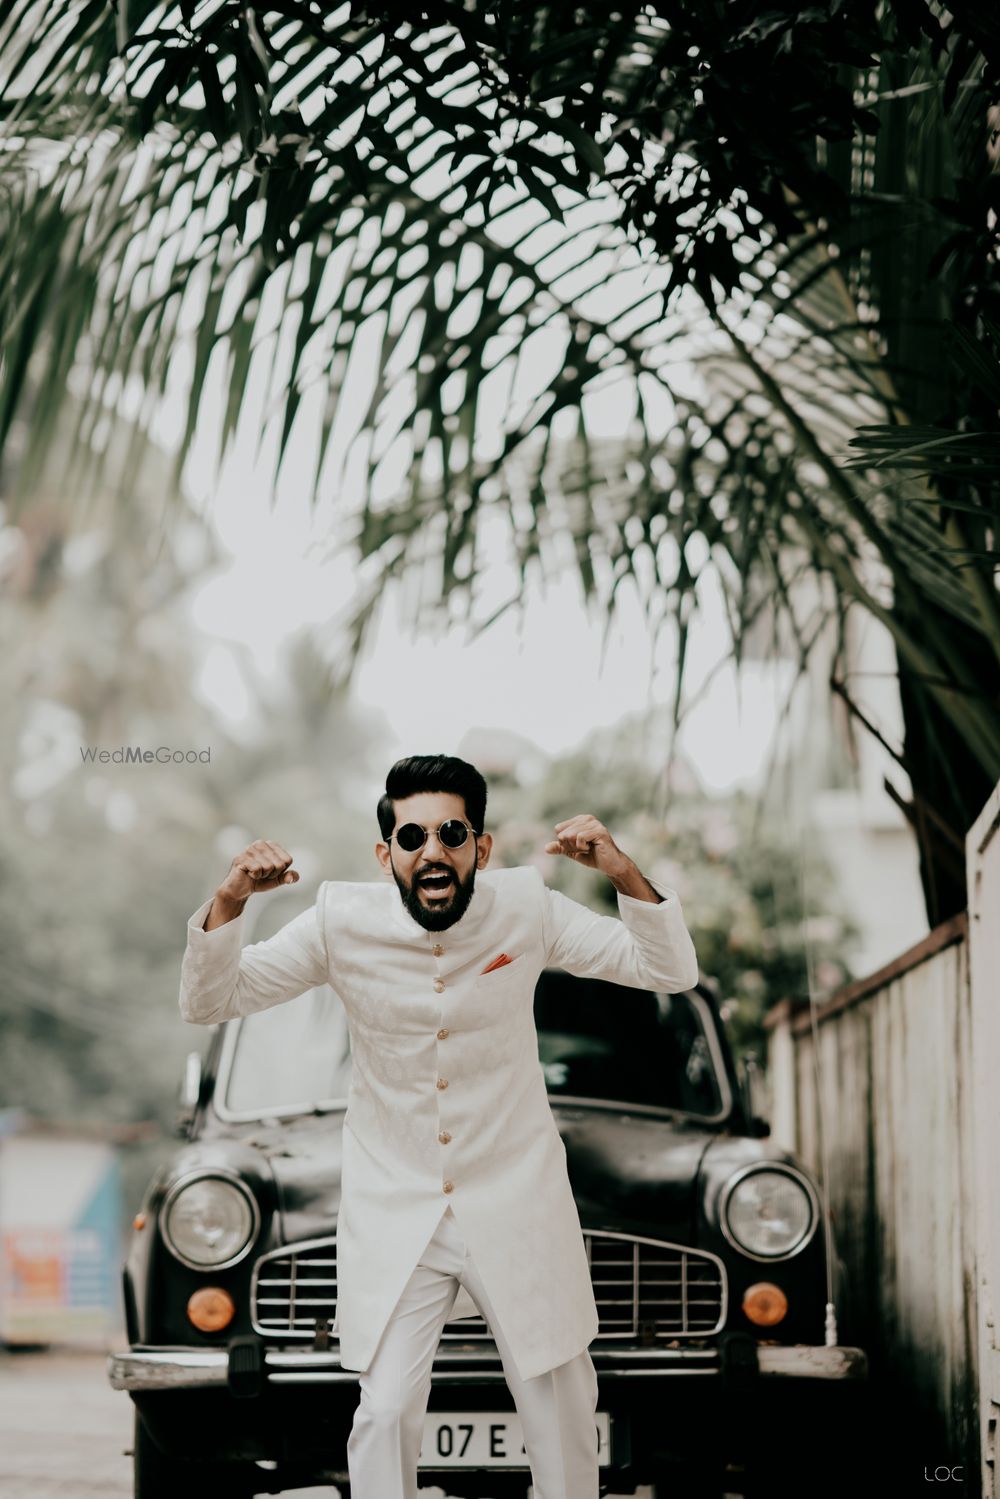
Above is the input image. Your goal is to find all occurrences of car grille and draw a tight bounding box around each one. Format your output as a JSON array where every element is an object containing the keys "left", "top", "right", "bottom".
[{"left": 251, "top": 1229, "right": 726, "bottom": 1341}]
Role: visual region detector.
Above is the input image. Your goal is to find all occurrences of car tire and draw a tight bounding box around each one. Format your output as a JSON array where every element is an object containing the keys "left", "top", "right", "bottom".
[{"left": 133, "top": 1411, "right": 258, "bottom": 1499}]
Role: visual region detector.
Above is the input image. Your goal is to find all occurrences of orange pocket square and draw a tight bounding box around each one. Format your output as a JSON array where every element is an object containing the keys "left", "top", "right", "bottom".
[{"left": 480, "top": 952, "right": 515, "bottom": 974}]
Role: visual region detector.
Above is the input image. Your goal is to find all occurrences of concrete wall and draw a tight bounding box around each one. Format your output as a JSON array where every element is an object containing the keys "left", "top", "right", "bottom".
[
  {"left": 967, "top": 779, "right": 1000, "bottom": 1498},
  {"left": 765, "top": 914, "right": 979, "bottom": 1489}
]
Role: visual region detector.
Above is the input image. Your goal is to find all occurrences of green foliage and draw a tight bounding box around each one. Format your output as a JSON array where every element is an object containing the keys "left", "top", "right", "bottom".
[
  {"left": 848, "top": 319, "right": 1000, "bottom": 508},
  {"left": 0, "top": 725, "right": 384, "bottom": 1129},
  {"left": 0, "top": 483, "right": 389, "bottom": 1131},
  {"left": 0, "top": 0, "right": 997, "bottom": 931},
  {"left": 488, "top": 741, "right": 858, "bottom": 1057}
]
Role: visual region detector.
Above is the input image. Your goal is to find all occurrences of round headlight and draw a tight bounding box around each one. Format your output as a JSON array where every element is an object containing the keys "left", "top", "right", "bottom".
[
  {"left": 721, "top": 1167, "right": 817, "bottom": 1260},
  {"left": 160, "top": 1171, "right": 260, "bottom": 1270}
]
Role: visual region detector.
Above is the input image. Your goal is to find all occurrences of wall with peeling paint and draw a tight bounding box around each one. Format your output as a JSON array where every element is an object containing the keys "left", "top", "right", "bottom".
[{"left": 766, "top": 915, "right": 978, "bottom": 1492}]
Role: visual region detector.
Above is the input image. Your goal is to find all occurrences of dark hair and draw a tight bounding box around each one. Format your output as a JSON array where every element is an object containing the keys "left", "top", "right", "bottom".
[{"left": 377, "top": 755, "right": 488, "bottom": 842}]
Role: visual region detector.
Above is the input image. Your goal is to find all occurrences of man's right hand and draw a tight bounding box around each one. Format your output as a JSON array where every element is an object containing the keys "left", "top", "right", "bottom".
[{"left": 204, "top": 840, "right": 300, "bottom": 930}]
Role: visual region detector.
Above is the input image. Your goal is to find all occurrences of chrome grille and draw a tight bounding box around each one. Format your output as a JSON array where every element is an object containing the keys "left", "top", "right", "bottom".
[
  {"left": 443, "top": 1231, "right": 725, "bottom": 1340},
  {"left": 583, "top": 1231, "right": 726, "bottom": 1338},
  {"left": 252, "top": 1237, "right": 339, "bottom": 1337},
  {"left": 252, "top": 1229, "right": 725, "bottom": 1341}
]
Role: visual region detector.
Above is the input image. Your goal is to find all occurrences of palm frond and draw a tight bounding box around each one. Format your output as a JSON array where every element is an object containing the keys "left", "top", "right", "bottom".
[{"left": 2, "top": 0, "right": 999, "bottom": 921}]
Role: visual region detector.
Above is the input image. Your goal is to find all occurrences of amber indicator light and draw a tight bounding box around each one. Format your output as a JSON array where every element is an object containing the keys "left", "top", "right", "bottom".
[
  {"left": 187, "top": 1286, "right": 236, "bottom": 1333},
  {"left": 742, "top": 1282, "right": 788, "bottom": 1327}
]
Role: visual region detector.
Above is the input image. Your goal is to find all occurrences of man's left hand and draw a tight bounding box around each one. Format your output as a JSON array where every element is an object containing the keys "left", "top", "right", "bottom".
[
  {"left": 545, "top": 815, "right": 628, "bottom": 875},
  {"left": 545, "top": 814, "right": 663, "bottom": 903}
]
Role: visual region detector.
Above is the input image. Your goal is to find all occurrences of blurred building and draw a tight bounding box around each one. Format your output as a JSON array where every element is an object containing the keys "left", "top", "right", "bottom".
[
  {"left": 743, "top": 576, "right": 927, "bottom": 978},
  {"left": 0, "top": 1108, "right": 128, "bottom": 1347}
]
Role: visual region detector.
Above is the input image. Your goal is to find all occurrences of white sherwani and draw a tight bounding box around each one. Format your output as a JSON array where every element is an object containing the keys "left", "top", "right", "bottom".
[{"left": 179, "top": 864, "right": 698, "bottom": 1381}]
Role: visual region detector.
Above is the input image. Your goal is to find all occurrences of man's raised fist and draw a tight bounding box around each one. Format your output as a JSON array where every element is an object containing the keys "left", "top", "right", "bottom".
[{"left": 219, "top": 840, "right": 300, "bottom": 902}]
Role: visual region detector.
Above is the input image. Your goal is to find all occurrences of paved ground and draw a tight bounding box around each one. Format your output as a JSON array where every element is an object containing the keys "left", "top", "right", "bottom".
[
  {"left": 0, "top": 1349, "right": 134, "bottom": 1499},
  {"left": 0, "top": 1349, "right": 666, "bottom": 1499}
]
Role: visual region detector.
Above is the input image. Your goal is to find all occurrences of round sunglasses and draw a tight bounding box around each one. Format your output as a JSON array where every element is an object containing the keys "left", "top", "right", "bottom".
[{"left": 387, "top": 818, "right": 480, "bottom": 853}]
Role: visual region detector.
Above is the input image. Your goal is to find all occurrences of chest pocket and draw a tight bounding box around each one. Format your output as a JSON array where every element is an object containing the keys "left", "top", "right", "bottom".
[{"left": 473, "top": 951, "right": 530, "bottom": 997}]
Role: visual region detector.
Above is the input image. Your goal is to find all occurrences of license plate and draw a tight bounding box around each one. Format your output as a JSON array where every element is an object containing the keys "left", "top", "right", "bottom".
[{"left": 419, "top": 1410, "right": 611, "bottom": 1468}]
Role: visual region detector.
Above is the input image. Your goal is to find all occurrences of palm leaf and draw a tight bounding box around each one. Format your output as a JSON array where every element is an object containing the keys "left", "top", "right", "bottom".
[{"left": 2, "top": 0, "right": 999, "bottom": 918}]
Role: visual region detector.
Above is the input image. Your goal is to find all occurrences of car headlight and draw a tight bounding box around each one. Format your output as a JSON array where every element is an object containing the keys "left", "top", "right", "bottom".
[
  {"left": 720, "top": 1166, "right": 818, "bottom": 1260},
  {"left": 160, "top": 1170, "right": 260, "bottom": 1270}
]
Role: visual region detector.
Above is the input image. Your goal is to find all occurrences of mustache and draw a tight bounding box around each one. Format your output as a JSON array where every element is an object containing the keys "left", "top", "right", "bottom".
[{"left": 393, "top": 859, "right": 475, "bottom": 930}]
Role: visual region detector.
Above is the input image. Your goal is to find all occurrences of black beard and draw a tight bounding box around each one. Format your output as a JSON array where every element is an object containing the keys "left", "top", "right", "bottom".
[{"left": 392, "top": 860, "right": 477, "bottom": 931}]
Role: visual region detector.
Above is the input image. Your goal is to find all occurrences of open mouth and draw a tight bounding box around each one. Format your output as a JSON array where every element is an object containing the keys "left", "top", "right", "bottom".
[{"left": 417, "top": 871, "right": 454, "bottom": 896}]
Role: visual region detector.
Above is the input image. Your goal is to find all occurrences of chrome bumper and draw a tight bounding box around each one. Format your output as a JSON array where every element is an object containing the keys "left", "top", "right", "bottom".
[{"left": 108, "top": 1342, "right": 867, "bottom": 1392}]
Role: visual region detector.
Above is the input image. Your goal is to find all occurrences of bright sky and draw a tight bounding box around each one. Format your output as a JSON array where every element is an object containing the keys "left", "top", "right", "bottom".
[{"left": 183, "top": 463, "right": 797, "bottom": 793}]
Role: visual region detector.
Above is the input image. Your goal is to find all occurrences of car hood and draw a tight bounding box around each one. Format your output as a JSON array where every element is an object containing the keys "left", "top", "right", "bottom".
[
  {"left": 554, "top": 1104, "right": 720, "bottom": 1244},
  {"left": 222, "top": 1114, "right": 346, "bottom": 1246},
  {"left": 225, "top": 1106, "right": 722, "bottom": 1249}
]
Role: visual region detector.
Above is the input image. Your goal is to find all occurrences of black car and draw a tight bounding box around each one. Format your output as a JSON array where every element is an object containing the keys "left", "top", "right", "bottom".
[{"left": 109, "top": 959, "right": 867, "bottom": 1498}]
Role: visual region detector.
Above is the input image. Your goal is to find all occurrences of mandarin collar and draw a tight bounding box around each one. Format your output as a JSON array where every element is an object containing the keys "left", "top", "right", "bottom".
[{"left": 388, "top": 869, "right": 496, "bottom": 941}]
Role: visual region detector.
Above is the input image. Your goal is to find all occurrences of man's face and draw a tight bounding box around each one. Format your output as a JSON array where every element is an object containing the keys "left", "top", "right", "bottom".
[{"left": 375, "top": 790, "right": 492, "bottom": 931}]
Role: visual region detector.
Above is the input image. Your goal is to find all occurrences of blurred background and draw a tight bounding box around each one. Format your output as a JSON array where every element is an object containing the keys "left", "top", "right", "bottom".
[
  {"left": 0, "top": 377, "right": 917, "bottom": 1349},
  {"left": 1, "top": 5, "right": 997, "bottom": 1492}
]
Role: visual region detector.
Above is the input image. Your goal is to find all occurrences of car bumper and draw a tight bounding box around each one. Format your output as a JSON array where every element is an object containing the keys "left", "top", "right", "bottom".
[
  {"left": 108, "top": 1339, "right": 867, "bottom": 1392},
  {"left": 115, "top": 1339, "right": 869, "bottom": 1487}
]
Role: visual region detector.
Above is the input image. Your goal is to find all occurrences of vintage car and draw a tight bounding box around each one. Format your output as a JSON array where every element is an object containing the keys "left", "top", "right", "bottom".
[{"left": 108, "top": 902, "right": 869, "bottom": 1499}]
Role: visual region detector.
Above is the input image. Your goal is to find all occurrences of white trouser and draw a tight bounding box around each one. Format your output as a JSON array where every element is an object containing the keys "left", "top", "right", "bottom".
[{"left": 345, "top": 1204, "right": 600, "bottom": 1499}]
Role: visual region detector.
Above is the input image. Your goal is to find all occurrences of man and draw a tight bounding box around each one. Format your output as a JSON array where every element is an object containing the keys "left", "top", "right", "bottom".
[{"left": 179, "top": 753, "right": 699, "bottom": 1499}]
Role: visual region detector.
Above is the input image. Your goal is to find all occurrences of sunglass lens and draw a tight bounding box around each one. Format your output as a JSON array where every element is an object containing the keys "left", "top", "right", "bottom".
[
  {"left": 439, "top": 820, "right": 470, "bottom": 848},
  {"left": 396, "top": 823, "right": 426, "bottom": 852}
]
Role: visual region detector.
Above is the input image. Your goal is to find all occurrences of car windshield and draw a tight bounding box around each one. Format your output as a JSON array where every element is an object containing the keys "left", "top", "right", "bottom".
[
  {"left": 221, "top": 973, "right": 725, "bottom": 1120},
  {"left": 534, "top": 972, "right": 724, "bottom": 1115}
]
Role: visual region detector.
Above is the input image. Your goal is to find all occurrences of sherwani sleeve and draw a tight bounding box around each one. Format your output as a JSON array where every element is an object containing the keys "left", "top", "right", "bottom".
[
  {"left": 178, "top": 885, "right": 331, "bottom": 1025},
  {"left": 539, "top": 871, "right": 699, "bottom": 993}
]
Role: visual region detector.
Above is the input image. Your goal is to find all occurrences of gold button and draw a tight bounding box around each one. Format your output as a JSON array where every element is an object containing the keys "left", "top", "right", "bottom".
[
  {"left": 437, "top": 1027, "right": 449, "bottom": 1040},
  {"left": 433, "top": 978, "right": 445, "bottom": 993},
  {"left": 436, "top": 1077, "right": 448, "bottom": 1090},
  {"left": 443, "top": 1181, "right": 454, "bottom": 1193},
  {"left": 438, "top": 1131, "right": 452, "bottom": 1144},
  {"left": 432, "top": 943, "right": 444, "bottom": 957}
]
